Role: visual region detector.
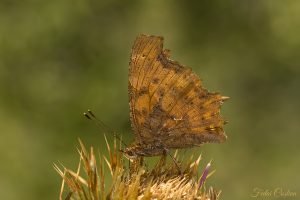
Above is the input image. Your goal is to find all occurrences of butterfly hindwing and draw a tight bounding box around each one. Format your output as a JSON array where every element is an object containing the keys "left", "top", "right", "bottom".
[{"left": 128, "top": 34, "right": 227, "bottom": 148}]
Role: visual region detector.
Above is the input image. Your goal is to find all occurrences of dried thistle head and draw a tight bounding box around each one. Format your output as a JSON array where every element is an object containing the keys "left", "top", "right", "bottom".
[{"left": 55, "top": 137, "right": 221, "bottom": 200}]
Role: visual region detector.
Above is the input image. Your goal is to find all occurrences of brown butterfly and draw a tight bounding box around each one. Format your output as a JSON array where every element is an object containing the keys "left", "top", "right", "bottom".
[{"left": 124, "top": 34, "right": 228, "bottom": 158}]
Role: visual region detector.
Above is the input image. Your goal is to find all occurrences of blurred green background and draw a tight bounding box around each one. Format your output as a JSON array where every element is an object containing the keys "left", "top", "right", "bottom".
[{"left": 1, "top": 1, "right": 299, "bottom": 199}]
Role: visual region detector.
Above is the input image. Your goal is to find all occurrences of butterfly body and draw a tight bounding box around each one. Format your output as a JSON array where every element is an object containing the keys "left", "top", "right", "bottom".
[
  {"left": 123, "top": 143, "right": 166, "bottom": 158},
  {"left": 125, "top": 34, "right": 228, "bottom": 158}
]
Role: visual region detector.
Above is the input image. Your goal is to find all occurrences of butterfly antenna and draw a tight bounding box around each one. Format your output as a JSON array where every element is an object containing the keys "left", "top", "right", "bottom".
[{"left": 83, "top": 109, "right": 127, "bottom": 147}]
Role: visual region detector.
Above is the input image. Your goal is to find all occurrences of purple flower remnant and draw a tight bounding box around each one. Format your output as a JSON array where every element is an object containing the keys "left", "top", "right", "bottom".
[{"left": 199, "top": 161, "right": 211, "bottom": 188}]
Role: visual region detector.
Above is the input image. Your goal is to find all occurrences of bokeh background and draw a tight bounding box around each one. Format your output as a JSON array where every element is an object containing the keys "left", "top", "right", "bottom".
[{"left": 1, "top": 1, "right": 299, "bottom": 199}]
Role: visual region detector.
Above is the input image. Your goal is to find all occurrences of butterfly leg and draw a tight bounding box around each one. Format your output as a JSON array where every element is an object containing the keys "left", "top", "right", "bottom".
[
  {"left": 163, "top": 147, "right": 182, "bottom": 174},
  {"left": 129, "top": 156, "right": 144, "bottom": 175},
  {"left": 152, "top": 154, "right": 167, "bottom": 174}
]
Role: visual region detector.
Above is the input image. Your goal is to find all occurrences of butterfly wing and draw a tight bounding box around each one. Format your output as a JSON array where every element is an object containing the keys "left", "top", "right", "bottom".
[{"left": 128, "top": 34, "right": 227, "bottom": 148}]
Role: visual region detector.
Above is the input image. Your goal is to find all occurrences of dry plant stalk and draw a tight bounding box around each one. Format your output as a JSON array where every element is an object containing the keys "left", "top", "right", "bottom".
[{"left": 54, "top": 137, "right": 221, "bottom": 200}]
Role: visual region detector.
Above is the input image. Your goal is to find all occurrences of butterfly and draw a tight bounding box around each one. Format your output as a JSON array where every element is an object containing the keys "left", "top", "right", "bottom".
[{"left": 124, "top": 34, "right": 228, "bottom": 158}]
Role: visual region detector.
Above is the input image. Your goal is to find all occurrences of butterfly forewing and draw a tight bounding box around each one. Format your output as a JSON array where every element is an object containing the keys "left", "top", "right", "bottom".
[{"left": 128, "top": 34, "right": 227, "bottom": 150}]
